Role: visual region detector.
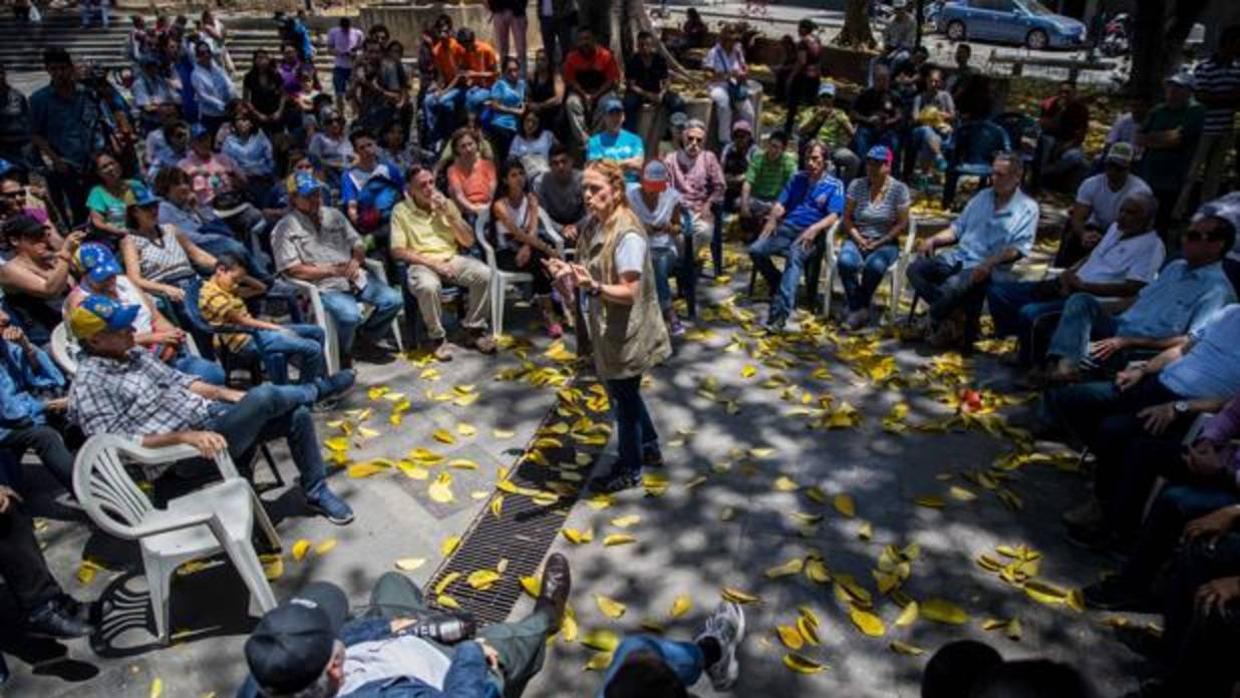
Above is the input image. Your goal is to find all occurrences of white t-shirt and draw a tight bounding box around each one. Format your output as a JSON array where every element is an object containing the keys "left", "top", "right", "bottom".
[
  {"left": 1076, "top": 224, "right": 1166, "bottom": 285},
  {"left": 625, "top": 184, "right": 681, "bottom": 251},
  {"left": 1074, "top": 172, "right": 1152, "bottom": 230},
  {"left": 338, "top": 637, "right": 452, "bottom": 695},
  {"left": 615, "top": 232, "right": 647, "bottom": 275}
]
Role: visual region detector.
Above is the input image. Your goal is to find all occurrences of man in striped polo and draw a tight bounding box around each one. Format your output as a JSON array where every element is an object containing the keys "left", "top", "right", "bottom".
[{"left": 1178, "top": 26, "right": 1240, "bottom": 217}]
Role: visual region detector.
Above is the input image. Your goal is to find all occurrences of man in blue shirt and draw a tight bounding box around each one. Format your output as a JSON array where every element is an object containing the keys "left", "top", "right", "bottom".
[
  {"left": 29, "top": 48, "right": 106, "bottom": 227},
  {"left": 586, "top": 97, "right": 644, "bottom": 182},
  {"left": 748, "top": 140, "right": 845, "bottom": 332},
  {"left": 0, "top": 306, "right": 72, "bottom": 494},
  {"left": 907, "top": 152, "right": 1038, "bottom": 350},
  {"left": 1042, "top": 218, "right": 1235, "bottom": 382},
  {"left": 341, "top": 129, "right": 405, "bottom": 256}
]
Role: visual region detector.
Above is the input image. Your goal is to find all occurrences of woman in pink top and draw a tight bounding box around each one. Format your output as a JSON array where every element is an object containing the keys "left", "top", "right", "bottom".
[
  {"left": 446, "top": 128, "right": 497, "bottom": 221},
  {"left": 177, "top": 124, "right": 240, "bottom": 207}
]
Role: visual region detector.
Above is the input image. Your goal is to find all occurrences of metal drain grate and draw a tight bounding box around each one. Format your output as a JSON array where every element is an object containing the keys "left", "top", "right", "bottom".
[{"left": 422, "top": 377, "right": 605, "bottom": 625}]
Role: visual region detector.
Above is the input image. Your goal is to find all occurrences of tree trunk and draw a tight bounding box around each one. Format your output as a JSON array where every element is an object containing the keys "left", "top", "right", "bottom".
[
  {"left": 591, "top": 0, "right": 693, "bottom": 76},
  {"left": 837, "top": 0, "right": 878, "bottom": 49},
  {"left": 1127, "top": 0, "right": 1208, "bottom": 98}
]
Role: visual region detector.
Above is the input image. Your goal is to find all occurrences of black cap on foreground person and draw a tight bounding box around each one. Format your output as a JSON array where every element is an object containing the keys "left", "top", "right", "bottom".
[
  {"left": 239, "top": 554, "right": 572, "bottom": 697},
  {"left": 922, "top": 640, "right": 1092, "bottom": 698}
]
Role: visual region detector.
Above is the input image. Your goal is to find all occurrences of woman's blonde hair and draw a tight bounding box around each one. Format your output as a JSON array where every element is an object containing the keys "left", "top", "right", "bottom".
[{"left": 584, "top": 159, "right": 644, "bottom": 283}]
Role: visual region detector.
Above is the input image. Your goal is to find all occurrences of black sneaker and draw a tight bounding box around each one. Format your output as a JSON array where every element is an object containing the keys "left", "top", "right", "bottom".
[
  {"left": 642, "top": 447, "right": 665, "bottom": 468},
  {"left": 534, "top": 552, "right": 571, "bottom": 633},
  {"left": 589, "top": 468, "right": 641, "bottom": 494},
  {"left": 1064, "top": 520, "right": 1118, "bottom": 552},
  {"left": 763, "top": 316, "right": 786, "bottom": 335},
  {"left": 1083, "top": 575, "right": 1148, "bottom": 611},
  {"left": 26, "top": 598, "right": 94, "bottom": 639}
]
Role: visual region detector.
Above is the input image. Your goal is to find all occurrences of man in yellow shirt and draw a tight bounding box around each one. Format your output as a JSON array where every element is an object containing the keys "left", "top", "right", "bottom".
[{"left": 390, "top": 165, "right": 495, "bottom": 359}]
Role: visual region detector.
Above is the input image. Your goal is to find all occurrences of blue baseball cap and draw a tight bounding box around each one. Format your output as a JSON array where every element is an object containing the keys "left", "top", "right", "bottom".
[
  {"left": 74, "top": 242, "right": 123, "bottom": 284},
  {"left": 818, "top": 82, "right": 836, "bottom": 98},
  {"left": 0, "top": 158, "right": 15, "bottom": 178},
  {"left": 601, "top": 96, "right": 624, "bottom": 113},
  {"left": 190, "top": 123, "right": 210, "bottom": 141},
  {"left": 68, "top": 294, "right": 140, "bottom": 339},
  {"left": 288, "top": 172, "right": 324, "bottom": 197},
  {"left": 866, "top": 145, "right": 893, "bottom": 165},
  {"left": 124, "top": 182, "right": 161, "bottom": 208}
]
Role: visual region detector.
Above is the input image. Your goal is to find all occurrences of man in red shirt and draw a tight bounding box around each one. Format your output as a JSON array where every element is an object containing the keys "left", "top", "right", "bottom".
[
  {"left": 426, "top": 19, "right": 468, "bottom": 148},
  {"left": 458, "top": 27, "right": 501, "bottom": 117},
  {"left": 563, "top": 26, "right": 621, "bottom": 147}
]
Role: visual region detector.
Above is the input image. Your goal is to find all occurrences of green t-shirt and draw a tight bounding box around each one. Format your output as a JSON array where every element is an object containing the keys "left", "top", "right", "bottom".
[
  {"left": 798, "top": 108, "right": 853, "bottom": 150},
  {"left": 745, "top": 151, "right": 797, "bottom": 201},
  {"left": 86, "top": 179, "right": 139, "bottom": 230},
  {"left": 1136, "top": 101, "right": 1206, "bottom": 191}
]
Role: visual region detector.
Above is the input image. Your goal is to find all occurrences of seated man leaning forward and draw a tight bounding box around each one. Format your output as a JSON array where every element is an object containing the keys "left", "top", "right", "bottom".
[
  {"left": 390, "top": 164, "right": 496, "bottom": 360},
  {"left": 272, "top": 173, "right": 404, "bottom": 367},
  {"left": 1038, "top": 214, "right": 1235, "bottom": 383},
  {"left": 66, "top": 293, "right": 357, "bottom": 525},
  {"left": 237, "top": 553, "right": 572, "bottom": 698},
  {"left": 906, "top": 152, "right": 1038, "bottom": 351},
  {"left": 747, "top": 139, "right": 846, "bottom": 333},
  {"left": 986, "top": 191, "right": 1164, "bottom": 369}
]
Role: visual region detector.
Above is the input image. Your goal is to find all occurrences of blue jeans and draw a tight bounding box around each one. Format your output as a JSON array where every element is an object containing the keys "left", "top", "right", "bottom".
[
  {"left": 1122, "top": 484, "right": 1240, "bottom": 589},
  {"left": 851, "top": 125, "right": 900, "bottom": 164},
  {"left": 905, "top": 254, "right": 988, "bottom": 342},
  {"left": 331, "top": 67, "right": 351, "bottom": 97},
  {"left": 598, "top": 636, "right": 704, "bottom": 696},
  {"left": 986, "top": 280, "right": 1068, "bottom": 366},
  {"left": 651, "top": 247, "right": 678, "bottom": 309},
  {"left": 1045, "top": 292, "right": 1120, "bottom": 363},
  {"left": 320, "top": 274, "right": 404, "bottom": 356},
  {"left": 748, "top": 223, "right": 818, "bottom": 322},
  {"left": 173, "top": 354, "right": 225, "bottom": 386},
  {"left": 836, "top": 239, "right": 898, "bottom": 312},
  {"left": 465, "top": 87, "right": 491, "bottom": 116},
  {"left": 605, "top": 376, "right": 659, "bottom": 475},
  {"left": 242, "top": 324, "right": 326, "bottom": 385},
  {"left": 427, "top": 88, "right": 465, "bottom": 145},
  {"left": 204, "top": 383, "right": 324, "bottom": 493}
]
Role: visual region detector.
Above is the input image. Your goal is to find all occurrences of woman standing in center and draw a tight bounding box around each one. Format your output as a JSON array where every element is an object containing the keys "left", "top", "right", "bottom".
[{"left": 545, "top": 160, "right": 671, "bottom": 493}]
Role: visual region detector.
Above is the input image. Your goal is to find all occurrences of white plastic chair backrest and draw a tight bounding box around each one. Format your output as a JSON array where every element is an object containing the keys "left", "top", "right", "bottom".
[
  {"left": 72, "top": 435, "right": 238, "bottom": 541},
  {"left": 537, "top": 208, "right": 568, "bottom": 258},
  {"left": 50, "top": 322, "right": 76, "bottom": 377},
  {"left": 902, "top": 218, "right": 918, "bottom": 257},
  {"left": 474, "top": 208, "right": 498, "bottom": 267}
]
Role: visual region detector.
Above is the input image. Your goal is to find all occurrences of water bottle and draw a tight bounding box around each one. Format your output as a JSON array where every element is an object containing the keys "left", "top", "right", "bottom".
[{"left": 397, "top": 614, "right": 477, "bottom": 644}]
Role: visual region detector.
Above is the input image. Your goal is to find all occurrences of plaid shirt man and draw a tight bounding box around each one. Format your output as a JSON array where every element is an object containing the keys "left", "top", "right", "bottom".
[{"left": 68, "top": 349, "right": 213, "bottom": 442}]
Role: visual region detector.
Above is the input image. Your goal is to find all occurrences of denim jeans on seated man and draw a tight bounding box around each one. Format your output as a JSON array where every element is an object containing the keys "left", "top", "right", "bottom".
[
  {"left": 905, "top": 254, "right": 988, "bottom": 335},
  {"left": 986, "top": 280, "right": 1070, "bottom": 366},
  {"left": 837, "top": 239, "right": 899, "bottom": 313},
  {"left": 202, "top": 382, "right": 328, "bottom": 488},
  {"left": 427, "top": 87, "right": 465, "bottom": 146},
  {"left": 651, "top": 247, "right": 678, "bottom": 311},
  {"left": 238, "top": 324, "right": 327, "bottom": 385},
  {"left": 749, "top": 223, "right": 823, "bottom": 322},
  {"left": 320, "top": 272, "right": 404, "bottom": 356}
]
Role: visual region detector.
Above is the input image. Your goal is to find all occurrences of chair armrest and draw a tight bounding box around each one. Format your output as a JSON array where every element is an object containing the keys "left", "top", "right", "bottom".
[
  {"left": 475, "top": 231, "right": 498, "bottom": 269},
  {"left": 283, "top": 276, "right": 327, "bottom": 324},
  {"left": 538, "top": 209, "right": 566, "bottom": 258},
  {"left": 121, "top": 509, "right": 219, "bottom": 540},
  {"left": 902, "top": 218, "right": 918, "bottom": 256},
  {"left": 1184, "top": 412, "right": 1216, "bottom": 444}
]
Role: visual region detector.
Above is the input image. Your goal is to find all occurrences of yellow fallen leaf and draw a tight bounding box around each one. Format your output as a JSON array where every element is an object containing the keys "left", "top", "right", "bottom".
[
  {"left": 805, "top": 558, "right": 831, "bottom": 584},
  {"left": 721, "top": 587, "right": 761, "bottom": 605},
  {"left": 765, "top": 558, "right": 806, "bottom": 579},
  {"left": 895, "top": 600, "right": 919, "bottom": 627},
  {"left": 520, "top": 575, "right": 541, "bottom": 597},
  {"left": 408, "top": 448, "right": 444, "bottom": 463},
  {"left": 914, "top": 495, "right": 947, "bottom": 509},
  {"left": 610, "top": 514, "right": 641, "bottom": 528},
  {"left": 833, "top": 494, "right": 856, "bottom": 518},
  {"left": 741, "top": 364, "right": 759, "bottom": 379},
  {"left": 357, "top": 426, "right": 380, "bottom": 439},
  {"left": 490, "top": 496, "right": 504, "bottom": 519},
  {"left": 315, "top": 539, "right": 337, "bottom": 556},
  {"left": 563, "top": 528, "right": 594, "bottom": 545},
  {"left": 670, "top": 595, "right": 692, "bottom": 619},
  {"left": 395, "top": 558, "right": 426, "bottom": 571},
  {"left": 149, "top": 677, "right": 164, "bottom": 698},
  {"left": 777, "top": 624, "right": 805, "bottom": 650},
  {"left": 467, "top": 569, "right": 501, "bottom": 590},
  {"left": 849, "top": 605, "right": 886, "bottom": 637},
  {"left": 774, "top": 476, "right": 799, "bottom": 492},
  {"left": 428, "top": 472, "right": 455, "bottom": 504},
  {"left": 441, "top": 535, "right": 461, "bottom": 556},
  {"left": 783, "top": 653, "right": 827, "bottom": 674},
  {"left": 291, "top": 539, "right": 312, "bottom": 561},
  {"left": 434, "top": 572, "right": 461, "bottom": 595},
  {"left": 436, "top": 594, "right": 460, "bottom": 610},
  {"left": 433, "top": 429, "right": 457, "bottom": 445},
  {"left": 261, "top": 554, "right": 284, "bottom": 580},
  {"left": 797, "top": 615, "right": 821, "bottom": 645},
  {"left": 494, "top": 428, "right": 516, "bottom": 439},
  {"left": 1024, "top": 579, "right": 1070, "bottom": 605},
  {"left": 447, "top": 459, "right": 480, "bottom": 470},
  {"left": 890, "top": 640, "right": 926, "bottom": 655},
  {"left": 920, "top": 598, "right": 969, "bottom": 625},
  {"left": 457, "top": 423, "right": 477, "bottom": 437},
  {"left": 949, "top": 485, "right": 978, "bottom": 502},
  {"left": 585, "top": 651, "right": 614, "bottom": 671},
  {"left": 749, "top": 447, "right": 776, "bottom": 459},
  {"left": 858, "top": 520, "right": 874, "bottom": 540},
  {"left": 581, "top": 627, "right": 619, "bottom": 652},
  {"left": 324, "top": 436, "right": 350, "bottom": 452},
  {"left": 596, "top": 595, "right": 627, "bottom": 619},
  {"left": 603, "top": 534, "right": 636, "bottom": 547},
  {"left": 804, "top": 486, "right": 828, "bottom": 504},
  {"left": 347, "top": 462, "right": 387, "bottom": 478}
]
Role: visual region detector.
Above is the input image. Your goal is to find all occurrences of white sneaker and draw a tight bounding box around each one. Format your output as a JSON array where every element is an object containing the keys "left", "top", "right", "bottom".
[{"left": 695, "top": 601, "right": 746, "bottom": 691}]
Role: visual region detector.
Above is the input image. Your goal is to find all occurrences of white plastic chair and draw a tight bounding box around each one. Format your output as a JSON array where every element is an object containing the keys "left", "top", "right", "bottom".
[
  {"left": 285, "top": 258, "right": 406, "bottom": 375},
  {"left": 50, "top": 322, "right": 205, "bottom": 378},
  {"left": 72, "top": 435, "right": 280, "bottom": 644},
  {"left": 475, "top": 207, "right": 566, "bottom": 339},
  {"left": 821, "top": 218, "right": 918, "bottom": 325}
]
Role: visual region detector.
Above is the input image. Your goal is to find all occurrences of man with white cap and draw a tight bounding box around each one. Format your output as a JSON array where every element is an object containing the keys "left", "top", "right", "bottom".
[
  {"left": 1136, "top": 71, "right": 1206, "bottom": 232},
  {"left": 1058, "top": 142, "right": 1152, "bottom": 267},
  {"left": 882, "top": 0, "right": 917, "bottom": 54},
  {"left": 797, "top": 82, "right": 860, "bottom": 183}
]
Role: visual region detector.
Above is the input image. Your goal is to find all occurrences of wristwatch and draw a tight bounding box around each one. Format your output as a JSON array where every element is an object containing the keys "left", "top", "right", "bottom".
[
  {"left": 1173, "top": 401, "right": 1190, "bottom": 415},
  {"left": 586, "top": 284, "right": 602, "bottom": 298}
]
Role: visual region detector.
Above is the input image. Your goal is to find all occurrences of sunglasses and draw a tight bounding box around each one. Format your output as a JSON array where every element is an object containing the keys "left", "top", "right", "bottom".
[
  {"left": 1183, "top": 231, "right": 1219, "bottom": 243},
  {"left": 684, "top": 135, "right": 704, "bottom": 144}
]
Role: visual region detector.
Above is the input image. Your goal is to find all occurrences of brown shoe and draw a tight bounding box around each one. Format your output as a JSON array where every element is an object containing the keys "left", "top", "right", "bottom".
[
  {"left": 430, "top": 338, "right": 453, "bottom": 362},
  {"left": 470, "top": 332, "right": 497, "bottom": 355}
]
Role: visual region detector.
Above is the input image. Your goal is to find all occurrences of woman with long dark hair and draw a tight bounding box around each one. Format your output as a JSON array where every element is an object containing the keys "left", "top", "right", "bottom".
[
  {"left": 544, "top": 160, "right": 671, "bottom": 492},
  {"left": 491, "top": 158, "right": 564, "bottom": 337},
  {"left": 243, "top": 49, "right": 290, "bottom": 135}
]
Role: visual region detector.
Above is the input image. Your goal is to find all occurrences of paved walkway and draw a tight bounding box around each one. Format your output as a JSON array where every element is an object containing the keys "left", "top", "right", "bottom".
[{"left": 10, "top": 241, "right": 1143, "bottom": 697}]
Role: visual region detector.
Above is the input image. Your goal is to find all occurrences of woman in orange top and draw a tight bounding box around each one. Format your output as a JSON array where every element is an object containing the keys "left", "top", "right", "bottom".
[{"left": 446, "top": 128, "right": 497, "bottom": 222}]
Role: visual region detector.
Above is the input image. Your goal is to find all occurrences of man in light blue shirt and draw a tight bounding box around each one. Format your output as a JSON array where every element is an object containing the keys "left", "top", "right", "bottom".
[
  {"left": 1043, "top": 221, "right": 1236, "bottom": 380},
  {"left": 906, "top": 153, "right": 1038, "bottom": 350},
  {"left": 586, "top": 97, "right": 644, "bottom": 182},
  {"left": 189, "top": 41, "right": 236, "bottom": 136}
]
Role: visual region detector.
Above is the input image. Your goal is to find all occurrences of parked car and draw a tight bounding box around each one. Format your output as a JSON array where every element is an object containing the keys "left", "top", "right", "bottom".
[{"left": 936, "top": 0, "right": 1087, "bottom": 50}]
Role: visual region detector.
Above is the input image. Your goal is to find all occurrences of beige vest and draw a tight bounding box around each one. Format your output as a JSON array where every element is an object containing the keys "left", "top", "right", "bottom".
[{"left": 579, "top": 210, "right": 672, "bottom": 380}]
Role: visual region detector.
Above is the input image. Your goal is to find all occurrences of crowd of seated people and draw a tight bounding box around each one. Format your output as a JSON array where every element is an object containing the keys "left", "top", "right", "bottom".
[{"left": 0, "top": 6, "right": 1237, "bottom": 695}]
